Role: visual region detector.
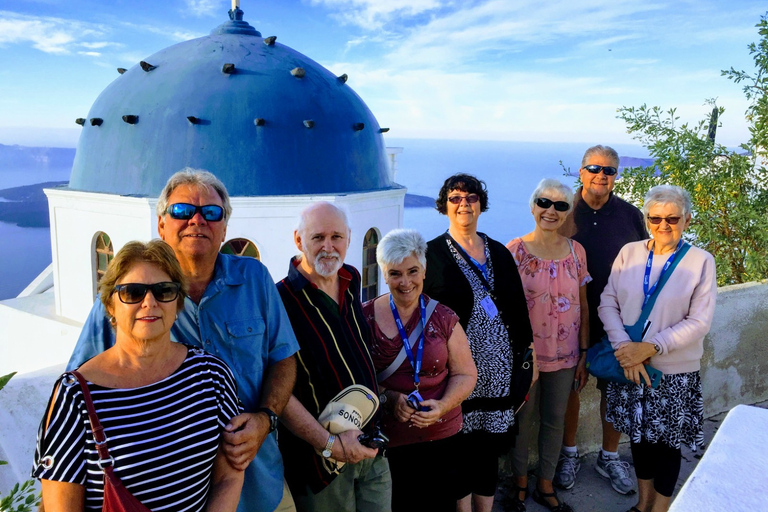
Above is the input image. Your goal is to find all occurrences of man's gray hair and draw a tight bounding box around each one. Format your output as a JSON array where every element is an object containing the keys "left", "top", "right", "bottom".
[
  {"left": 156, "top": 168, "right": 232, "bottom": 221},
  {"left": 642, "top": 184, "right": 692, "bottom": 218},
  {"left": 376, "top": 229, "right": 427, "bottom": 270},
  {"left": 296, "top": 202, "right": 350, "bottom": 237},
  {"left": 529, "top": 178, "right": 574, "bottom": 211},
  {"left": 581, "top": 145, "right": 620, "bottom": 169}
]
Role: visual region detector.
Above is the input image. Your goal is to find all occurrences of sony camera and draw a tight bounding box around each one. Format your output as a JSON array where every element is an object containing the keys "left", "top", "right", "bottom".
[{"left": 358, "top": 428, "right": 389, "bottom": 450}]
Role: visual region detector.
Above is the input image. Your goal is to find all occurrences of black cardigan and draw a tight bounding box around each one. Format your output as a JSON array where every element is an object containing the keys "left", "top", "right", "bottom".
[{"left": 423, "top": 233, "right": 534, "bottom": 413}]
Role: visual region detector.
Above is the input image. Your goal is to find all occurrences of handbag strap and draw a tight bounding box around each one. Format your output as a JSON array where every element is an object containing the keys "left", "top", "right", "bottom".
[
  {"left": 376, "top": 298, "right": 439, "bottom": 383},
  {"left": 67, "top": 371, "right": 113, "bottom": 467},
  {"left": 442, "top": 232, "right": 496, "bottom": 300},
  {"left": 636, "top": 242, "right": 691, "bottom": 325}
]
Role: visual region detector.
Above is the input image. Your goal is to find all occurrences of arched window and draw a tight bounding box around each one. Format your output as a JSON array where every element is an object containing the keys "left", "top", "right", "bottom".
[
  {"left": 94, "top": 231, "right": 114, "bottom": 283},
  {"left": 221, "top": 238, "right": 260, "bottom": 259},
  {"left": 361, "top": 228, "right": 379, "bottom": 302}
]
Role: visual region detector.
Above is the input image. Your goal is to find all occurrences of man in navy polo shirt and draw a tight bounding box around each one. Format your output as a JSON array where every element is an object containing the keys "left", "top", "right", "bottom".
[{"left": 556, "top": 145, "right": 648, "bottom": 495}]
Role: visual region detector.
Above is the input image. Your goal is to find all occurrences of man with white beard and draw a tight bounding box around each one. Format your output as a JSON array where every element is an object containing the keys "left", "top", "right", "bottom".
[{"left": 276, "top": 202, "right": 391, "bottom": 512}]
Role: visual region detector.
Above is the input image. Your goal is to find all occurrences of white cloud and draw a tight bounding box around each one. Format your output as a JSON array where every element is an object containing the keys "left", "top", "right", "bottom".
[
  {"left": 79, "top": 41, "right": 122, "bottom": 50},
  {"left": 78, "top": 51, "right": 102, "bottom": 57},
  {"left": 0, "top": 11, "right": 106, "bottom": 54},
  {"left": 182, "top": 0, "right": 220, "bottom": 18},
  {"left": 311, "top": 0, "right": 444, "bottom": 30}
]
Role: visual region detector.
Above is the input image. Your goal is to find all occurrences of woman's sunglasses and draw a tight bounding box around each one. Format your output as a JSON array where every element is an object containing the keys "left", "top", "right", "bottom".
[
  {"left": 113, "top": 282, "right": 182, "bottom": 304},
  {"left": 583, "top": 164, "right": 618, "bottom": 176},
  {"left": 166, "top": 203, "right": 224, "bottom": 221},
  {"left": 536, "top": 197, "right": 570, "bottom": 212},
  {"left": 647, "top": 216, "right": 681, "bottom": 225},
  {"left": 447, "top": 194, "right": 480, "bottom": 205}
]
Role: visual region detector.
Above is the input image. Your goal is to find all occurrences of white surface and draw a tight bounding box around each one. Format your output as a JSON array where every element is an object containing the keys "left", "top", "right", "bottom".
[{"left": 670, "top": 404, "right": 768, "bottom": 511}]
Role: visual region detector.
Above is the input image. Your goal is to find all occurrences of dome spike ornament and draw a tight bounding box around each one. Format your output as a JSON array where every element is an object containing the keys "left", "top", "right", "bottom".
[
  {"left": 140, "top": 61, "right": 157, "bottom": 72},
  {"left": 122, "top": 115, "right": 139, "bottom": 124},
  {"left": 379, "top": 128, "right": 390, "bottom": 133},
  {"left": 291, "top": 67, "right": 306, "bottom": 78},
  {"left": 90, "top": 118, "right": 103, "bottom": 126},
  {"left": 187, "top": 116, "right": 200, "bottom": 125},
  {"left": 75, "top": 118, "right": 86, "bottom": 126},
  {"left": 353, "top": 123, "right": 364, "bottom": 131},
  {"left": 264, "top": 36, "right": 276, "bottom": 46},
  {"left": 303, "top": 120, "right": 315, "bottom": 129},
  {"left": 254, "top": 118, "right": 266, "bottom": 126},
  {"left": 117, "top": 68, "right": 127, "bottom": 74},
  {"left": 222, "top": 63, "right": 236, "bottom": 74},
  {"left": 338, "top": 73, "right": 348, "bottom": 83}
]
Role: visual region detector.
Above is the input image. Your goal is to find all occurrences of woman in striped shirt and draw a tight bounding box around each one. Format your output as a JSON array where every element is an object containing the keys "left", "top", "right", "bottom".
[{"left": 33, "top": 240, "right": 244, "bottom": 511}]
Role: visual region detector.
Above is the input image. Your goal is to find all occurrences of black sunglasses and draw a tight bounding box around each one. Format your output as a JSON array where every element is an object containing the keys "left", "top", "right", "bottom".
[
  {"left": 166, "top": 203, "right": 224, "bottom": 221},
  {"left": 583, "top": 164, "right": 618, "bottom": 176},
  {"left": 113, "top": 282, "right": 182, "bottom": 304},
  {"left": 447, "top": 194, "right": 480, "bottom": 204},
  {"left": 647, "top": 216, "right": 681, "bottom": 225},
  {"left": 536, "top": 197, "right": 570, "bottom": 212}
]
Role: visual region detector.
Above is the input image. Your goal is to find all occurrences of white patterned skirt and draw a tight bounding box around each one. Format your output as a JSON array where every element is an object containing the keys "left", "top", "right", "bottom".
[{"left": 605, "top": 371, "right": 704, "bottom": 451}]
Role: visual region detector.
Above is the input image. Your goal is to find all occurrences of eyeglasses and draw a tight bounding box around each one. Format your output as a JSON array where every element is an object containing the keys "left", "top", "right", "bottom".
[
  {"left": 536, "top": 197, "right": 570, "bottom": 212},
  {"left": 113, "top": 282, "right": 182, "bottom": 304},
  {"left": 447, "top": 194, "right": 480, "bottom": 205},
  {"left": 166, "top": 203, "right": 224, "bottom": 222},
  {"left": 647, "top": 216, "right": 681, "bottom": 225},
  {"left": 583, "top": 164, "right": 618, "bottom": 176}
]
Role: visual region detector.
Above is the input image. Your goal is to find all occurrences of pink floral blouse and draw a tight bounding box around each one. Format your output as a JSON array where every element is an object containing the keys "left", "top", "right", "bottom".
[{"left": 506, "top": 238, "right": 591, "bottom": 372}]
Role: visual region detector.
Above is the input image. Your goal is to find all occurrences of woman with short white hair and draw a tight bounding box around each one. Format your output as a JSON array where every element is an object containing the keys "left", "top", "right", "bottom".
[
  {"left": 362, "top": 228, "right": 477, "bottom": 512},
  {"left": 601, "top": 184, "right": 717, "bottom": 512},
  {"left": 506, "top": 178, "right": 591, "bottom": 512}
]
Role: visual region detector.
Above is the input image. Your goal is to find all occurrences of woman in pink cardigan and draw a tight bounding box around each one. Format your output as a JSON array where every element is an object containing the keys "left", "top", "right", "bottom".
[{"left": 598, "top": 185, "right": 717, "bottom": 512}]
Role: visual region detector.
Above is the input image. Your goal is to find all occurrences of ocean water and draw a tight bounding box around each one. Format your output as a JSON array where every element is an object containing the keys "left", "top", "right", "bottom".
[{"left": 0, "top": 139, "right": 647, "bottom": 299}]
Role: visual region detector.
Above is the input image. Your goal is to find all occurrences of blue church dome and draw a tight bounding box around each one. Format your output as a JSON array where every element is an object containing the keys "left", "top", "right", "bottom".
[{"left": 68, "top": 8, "right": 395, "bottom": 197}]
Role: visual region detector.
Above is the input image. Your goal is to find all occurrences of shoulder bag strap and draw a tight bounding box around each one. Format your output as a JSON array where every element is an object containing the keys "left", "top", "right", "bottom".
[
  {"left": 442, "top": 232, "right": 495, "bottom": 297},
  {"left": 67, "top": 371, "right": 112, "bottom": 465},
  {"left": 376, "top": 298, "right": 439, "bottom": 383},
  {"left": 637, "top": 242, "right": 691, "bottom": 325},
  {"left": 567, "top": 239, "right": 579, "bottom": 273}
]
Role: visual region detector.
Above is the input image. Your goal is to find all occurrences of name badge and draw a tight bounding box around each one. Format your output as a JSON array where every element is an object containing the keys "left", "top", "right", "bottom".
[{"left": 480, "top": 296, "right": 498, "bottom": 319}]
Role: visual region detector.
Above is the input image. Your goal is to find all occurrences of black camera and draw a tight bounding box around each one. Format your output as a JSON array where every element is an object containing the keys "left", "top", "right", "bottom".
[{"left": 358, "top": 429, "right": 389, "bottom": 450}]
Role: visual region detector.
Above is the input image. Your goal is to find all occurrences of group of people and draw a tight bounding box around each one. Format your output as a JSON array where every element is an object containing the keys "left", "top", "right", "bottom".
[{"left": 31, "top": 144, "right": 717, "bottom": 512}]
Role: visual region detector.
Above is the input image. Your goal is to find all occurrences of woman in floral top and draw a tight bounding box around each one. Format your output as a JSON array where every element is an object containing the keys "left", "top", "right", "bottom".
[{"left": 505, "top": 178, "right": 591, "bottom": 512}]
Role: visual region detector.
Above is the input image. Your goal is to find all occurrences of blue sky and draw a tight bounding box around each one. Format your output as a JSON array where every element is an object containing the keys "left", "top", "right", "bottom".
[{"left": 1, "top": 0, "right": 766, "bottom": 148}]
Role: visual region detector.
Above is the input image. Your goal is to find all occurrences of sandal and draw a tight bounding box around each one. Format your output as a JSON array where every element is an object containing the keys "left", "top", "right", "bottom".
[
  {"left": 508, "top": 483, "right": 528, "bottom": 511},
  {"left": 532, "top": 488, "right": 573, "bottom": 512}
]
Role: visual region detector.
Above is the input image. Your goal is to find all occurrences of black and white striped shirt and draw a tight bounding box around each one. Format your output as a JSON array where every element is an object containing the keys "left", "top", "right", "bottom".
[{"left": 33, "top": 347, "right": 242, "bottom": 511}]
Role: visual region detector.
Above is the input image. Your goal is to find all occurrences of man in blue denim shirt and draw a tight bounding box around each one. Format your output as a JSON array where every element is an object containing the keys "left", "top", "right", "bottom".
[{"left": 67, "top": 169, "right": 300, "bottom": 512}]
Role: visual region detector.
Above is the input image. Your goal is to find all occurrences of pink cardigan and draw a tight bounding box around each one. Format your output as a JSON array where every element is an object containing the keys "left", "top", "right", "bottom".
[{"left": 598, "top": 240, "right": 717, "bottom": 374}]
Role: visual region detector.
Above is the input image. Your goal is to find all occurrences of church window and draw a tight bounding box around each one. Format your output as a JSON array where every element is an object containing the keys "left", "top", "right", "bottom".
[
  {"left": 95, "top": 232, "right": 114, "bottom": 283},
  {"left": 221, "top": 238, "right": 260, "bottom": 259},
  {"left": 362, "top": 228, "right": 379, "bottom": 302}
]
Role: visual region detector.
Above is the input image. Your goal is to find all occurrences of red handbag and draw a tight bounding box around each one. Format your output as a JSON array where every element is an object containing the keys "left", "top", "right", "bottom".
[{"left": 68, "top": 371, "right": 153, "bottom": 512}]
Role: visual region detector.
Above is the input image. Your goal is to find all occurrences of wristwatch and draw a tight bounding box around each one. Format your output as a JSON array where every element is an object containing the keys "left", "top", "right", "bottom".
[
  {"left": 653, "top": 343, "right": 662, "bottom": 355},
  {"left": 256, "top": 407, "right": 278, "bottom": 432},
  {"left": 322, "top": 434, "right": 336, "bottom": 459}
]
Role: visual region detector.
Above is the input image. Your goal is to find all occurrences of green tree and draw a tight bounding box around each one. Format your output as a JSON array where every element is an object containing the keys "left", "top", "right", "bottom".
[{"left": 615, "top": 13, "right": 768, "bottom": 286}]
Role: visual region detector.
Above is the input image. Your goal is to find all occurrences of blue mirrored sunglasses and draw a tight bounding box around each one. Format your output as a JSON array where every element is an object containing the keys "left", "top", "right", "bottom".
[
  {"left": 583, "top": 164, "right": 618, "bottom": 176},
  {"left": 166, "top": 203, "right": 224, "bottom": 221}
]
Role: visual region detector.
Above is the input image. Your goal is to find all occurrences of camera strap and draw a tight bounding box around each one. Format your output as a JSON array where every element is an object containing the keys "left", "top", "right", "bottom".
[{"left": 377, "top": 295, "right": 438, "bottom": 383}]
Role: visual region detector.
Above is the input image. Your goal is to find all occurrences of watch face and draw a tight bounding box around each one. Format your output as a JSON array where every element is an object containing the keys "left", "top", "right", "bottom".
[{"left": 322, "top": 449, "right": 332, "bottom": 458}]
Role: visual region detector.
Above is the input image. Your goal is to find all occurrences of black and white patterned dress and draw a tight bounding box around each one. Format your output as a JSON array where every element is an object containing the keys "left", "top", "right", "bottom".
[
  {"left": 33, "top": 348, "right": 242, "bottom": 511},
  {"left": 447, "top": 239, "right": 515, "bottom": 434},
  {"left": 606, "top": 372, "right": 704, "bottom": 450}
]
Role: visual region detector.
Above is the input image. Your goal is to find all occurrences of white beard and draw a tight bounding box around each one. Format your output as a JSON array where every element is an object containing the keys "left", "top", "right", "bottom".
[{"left": 314, "top": 250, "right": 343, "bottom": 277}]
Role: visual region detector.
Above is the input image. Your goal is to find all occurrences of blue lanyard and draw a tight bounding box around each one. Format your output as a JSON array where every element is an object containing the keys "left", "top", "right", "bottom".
[
  {"left": 445, "top": 230, "right": 490, "bottom": 285},
  {"left": 643, "top": 239, "right": 683, "bottom": 306},
  {"left": 389, "top": 294, "right": 426, "bottom": 387}
]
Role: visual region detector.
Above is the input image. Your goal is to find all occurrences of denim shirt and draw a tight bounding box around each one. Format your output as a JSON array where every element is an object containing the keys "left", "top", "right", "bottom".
[{"left": 68, "top": 253, "right": 300, "bottom": 512}]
